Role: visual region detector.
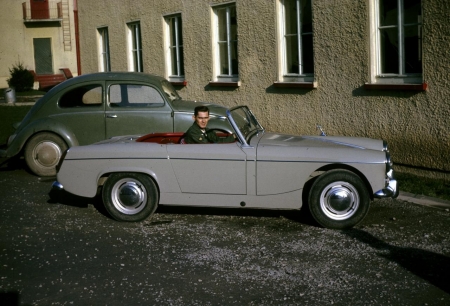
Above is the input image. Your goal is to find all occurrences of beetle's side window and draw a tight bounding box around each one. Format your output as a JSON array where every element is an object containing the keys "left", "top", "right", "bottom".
[
  {"left": 109, "top": 84, "right": 165, "bottom": 107},
  {"left": 59, "top": 85, "right": 103, "bottom": 108}
]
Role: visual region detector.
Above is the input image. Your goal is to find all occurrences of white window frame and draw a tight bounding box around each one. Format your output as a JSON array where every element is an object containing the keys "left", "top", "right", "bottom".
[
  {"left": 127, "top": 21, "right": 143, "bottom": 72},
  {"left": 276, "top": 0, "right": 314, "bottom": 83},
  {"left": 211, "top": 3, "right": 239, "bottom": 83},
  {"left": 163, "top": 13, "right": 185, "bottom": 82},
  {"left": 97, "top": 27, "right": 110, "bottom": 72},
  {"left": 369, "top": 0, "right": 422, "bottom": 84}
]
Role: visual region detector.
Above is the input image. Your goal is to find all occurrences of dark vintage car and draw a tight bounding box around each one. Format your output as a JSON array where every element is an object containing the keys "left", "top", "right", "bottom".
[{"left": 0, "top": 72, "right": 231, "bottom": 176}]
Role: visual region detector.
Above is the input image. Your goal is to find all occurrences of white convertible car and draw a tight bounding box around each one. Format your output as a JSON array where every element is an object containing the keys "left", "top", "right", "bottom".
[{"left": 54, "top": 106, "right": 398, "bottom": 229}]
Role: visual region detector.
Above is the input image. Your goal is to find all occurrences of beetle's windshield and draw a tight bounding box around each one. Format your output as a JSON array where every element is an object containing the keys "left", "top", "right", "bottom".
[
  {"left": 161, "top": 80, "right": 182, "bottom": 101},
  {"left": 229, "top": 106, "right": 264, "bottom": 142}
]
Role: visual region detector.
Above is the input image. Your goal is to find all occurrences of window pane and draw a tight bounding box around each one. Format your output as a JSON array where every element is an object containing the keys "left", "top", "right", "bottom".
[
  {"left": 300, "top": 0, "right": 312, "bottom": 33},
  {"left": 284, "top": 0, "right": 298, "bottom": 35},
  {"left": 231, "top": 41, "right": 238, "bottom": 75},
  {"left": 179, "top": 46, "right": 185, "bottom": 75},
  {"left": 380, "top": 28, "right": 399, "bottom": 74},
  {"left": 110, "top": 85, "right": 164, "bottom": 107},
  {"left": 285, "top": 35, "right": 299, "bottom": 74},
  {"left": 219, "top": 42, "right": 229, "bottom": 75},
  {"left": 169, "top": 18, "right": 176, "bottom": 47},
  {"left": 229, "top": 6, "right": 237, "bottom": 41},
  {"left": 404, "top": 0, "right": 421, "bottom": 24},
  {"left": 178, "top": 18, "right": 183, "bottom": 45},
  {"left": 379, "top": 0, "right": 397, "bottom": 27},
  {"left": 170, "top": 47, "right": 178, "bottom": 75},
  {"left": 301, "top": 34, "right": 314, "bottom": 74},
  {"left": 218, "top": 8, "right": 227, "bottom": 41},
  {"left": 404, "top": 24, "right": 422, "bottom": 73},
  {"left": 60, "top": 85, "right": 102, "bottom": 108}
]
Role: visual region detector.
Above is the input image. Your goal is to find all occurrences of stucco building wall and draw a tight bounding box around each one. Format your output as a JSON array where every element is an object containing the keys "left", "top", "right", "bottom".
[
  {"left": 0, "top": 0, "right": 78, "bottom": 88},
  {"left": 77, "top": 0, "right": 449, "bottom": 177}
]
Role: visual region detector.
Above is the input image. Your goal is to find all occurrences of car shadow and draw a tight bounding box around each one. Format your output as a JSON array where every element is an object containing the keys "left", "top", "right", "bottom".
[
  {"left": 47, "top": 188, "right": 110, "bottom": 219},
  {"left": 343, "top": 228, "right": 450, "bottom": 294},
  {"left": 0, "top": 156, "right": 26, "bottom": 172},
  {"left": 47, "top": 186, "right": 318, "bottom": 227},
  {"left": 155, "top": 205, "right": 318, "bottom": 227},
  {"left": 0, "top": 290, "right": 28, "bottom": 306}
]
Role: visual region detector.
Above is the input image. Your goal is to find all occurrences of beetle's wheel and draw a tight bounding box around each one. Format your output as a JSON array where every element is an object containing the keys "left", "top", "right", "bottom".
[
  {"left": 24, "top": 132, "right": 68, "bottom": 177},
  {"left": 102, "top": 173, "right": 158, "bottom": 222},
  {"left": 308, "top": 170, "right": 370, "bottom": 229}
]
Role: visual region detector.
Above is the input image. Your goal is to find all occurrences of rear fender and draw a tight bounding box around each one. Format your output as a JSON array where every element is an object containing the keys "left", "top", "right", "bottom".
[{"left": 4, "top": 118, "right": 79, "bottom": 157}]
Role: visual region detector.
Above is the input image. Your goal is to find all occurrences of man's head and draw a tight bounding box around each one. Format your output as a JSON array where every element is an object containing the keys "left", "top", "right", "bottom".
[{"left": 193, "top": 105, "right": 210, "bottom": 129}]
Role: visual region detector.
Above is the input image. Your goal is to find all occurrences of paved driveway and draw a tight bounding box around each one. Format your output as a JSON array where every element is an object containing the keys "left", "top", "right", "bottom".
[{"left": 1, "top": 159, "right": 449, "bottom": 305}]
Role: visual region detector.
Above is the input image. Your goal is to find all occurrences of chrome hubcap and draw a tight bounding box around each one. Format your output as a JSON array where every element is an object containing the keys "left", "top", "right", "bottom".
[
  {"left": 33, "top": 141, "right": 62, "bottom": 167},
  {"left": 319, "top": 181, "right": 359, "bottom": 220},
  {"left": 111, "top": 179, "right": 147, "bottom": 215}
]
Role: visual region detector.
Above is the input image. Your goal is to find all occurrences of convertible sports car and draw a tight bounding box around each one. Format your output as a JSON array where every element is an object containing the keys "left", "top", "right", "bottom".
[{"left": 54, "top": 106, "right": 398, "bottom": 229}]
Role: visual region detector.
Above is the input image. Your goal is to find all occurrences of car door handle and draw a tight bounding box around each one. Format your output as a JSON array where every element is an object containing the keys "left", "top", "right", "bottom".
[{"left": 106, "top": 114, "right": 117, "bottom": 118}]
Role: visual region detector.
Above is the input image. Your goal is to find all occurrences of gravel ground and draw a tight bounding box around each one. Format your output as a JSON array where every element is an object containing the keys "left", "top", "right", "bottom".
[{"left": 1, "top": 162, "right": 449, "bottom": 305}]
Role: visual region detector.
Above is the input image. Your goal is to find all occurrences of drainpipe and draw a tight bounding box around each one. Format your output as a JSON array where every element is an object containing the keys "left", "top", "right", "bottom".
[{"left": 74, "top": 0, "right": 81, "bottom": 75}]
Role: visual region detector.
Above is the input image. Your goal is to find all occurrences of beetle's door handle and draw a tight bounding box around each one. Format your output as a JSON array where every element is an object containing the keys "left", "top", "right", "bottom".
[{"left": 107, "top": 114, "right": 117, "bottom": 118}]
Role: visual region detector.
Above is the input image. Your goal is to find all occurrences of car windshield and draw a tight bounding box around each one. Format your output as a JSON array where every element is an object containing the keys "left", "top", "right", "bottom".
[
  {"left": 229, "top": 106, "right": 264, "bottom": 142},
  {"left": 161, "top": 80, "right": 182, "bottom": 101}
]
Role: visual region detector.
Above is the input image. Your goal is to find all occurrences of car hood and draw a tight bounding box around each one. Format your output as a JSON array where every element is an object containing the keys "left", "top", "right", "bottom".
[
  {"left": 257, "top": 133, "right": 384, "bottom": 151},
  {"left": 171, "top": 99, "right": 228, "bottom": 117},
  {"left": 255, "top": 133, "right": 387, "bottom": 163}
]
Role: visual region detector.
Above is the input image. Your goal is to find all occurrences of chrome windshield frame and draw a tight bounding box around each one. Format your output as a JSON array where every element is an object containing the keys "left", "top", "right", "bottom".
[{"left": 226, "top": 106, "right": 264, "bottom": 148}]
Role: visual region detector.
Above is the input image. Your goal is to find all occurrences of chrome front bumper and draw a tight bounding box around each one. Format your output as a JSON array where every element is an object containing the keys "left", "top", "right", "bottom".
[
  {"left": 52, "top": 181, "right": 64, "bottom": 191},
  {"left": 374, "top": 169, "right": 398, "bottom": 199}
]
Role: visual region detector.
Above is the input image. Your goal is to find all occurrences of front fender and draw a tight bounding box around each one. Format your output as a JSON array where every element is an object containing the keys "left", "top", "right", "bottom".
[{"left": 3, "top": 118, "right": 80, "bottom": 157}]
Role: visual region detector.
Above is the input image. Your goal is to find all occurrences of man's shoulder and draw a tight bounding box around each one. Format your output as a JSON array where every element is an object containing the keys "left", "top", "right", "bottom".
[{"left": 186, "top": 122, "right": 201, "bottom": 133}]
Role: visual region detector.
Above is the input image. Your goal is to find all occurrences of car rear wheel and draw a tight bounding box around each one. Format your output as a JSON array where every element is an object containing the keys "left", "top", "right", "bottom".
[
  {"left": 308, "top": 170, "right": 370, "bottom": 229},
  {"left": 102, "top": 173, "right": 159, "bottom": 222},
  {"left": 24, "top": 132, "right": 68, "bottom": 177}
]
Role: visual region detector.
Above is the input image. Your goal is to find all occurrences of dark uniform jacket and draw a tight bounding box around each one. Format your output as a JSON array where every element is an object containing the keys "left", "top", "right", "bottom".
[{"left": 184, "top": 122, "right": 235, "bottom": 144}]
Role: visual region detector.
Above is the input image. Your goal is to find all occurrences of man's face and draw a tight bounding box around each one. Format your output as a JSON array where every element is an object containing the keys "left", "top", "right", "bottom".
[{"left": 193, "top": 111, "right": 210, "bottom": 129}]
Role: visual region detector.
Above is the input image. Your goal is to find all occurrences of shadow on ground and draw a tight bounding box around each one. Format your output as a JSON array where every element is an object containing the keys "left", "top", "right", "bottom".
[{"left": 344, "top": 229, "right": 450, "bottom": 294}]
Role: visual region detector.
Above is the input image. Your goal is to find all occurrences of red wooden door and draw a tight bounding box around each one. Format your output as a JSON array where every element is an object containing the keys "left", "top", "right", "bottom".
[{"left": 31, "top": 0, "right": 49, "bottom": 19}]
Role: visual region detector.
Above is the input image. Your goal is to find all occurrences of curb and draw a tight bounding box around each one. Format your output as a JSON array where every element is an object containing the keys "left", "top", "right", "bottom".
[{"left": 397, "top": 191, "right": 450, "bottom": 209}]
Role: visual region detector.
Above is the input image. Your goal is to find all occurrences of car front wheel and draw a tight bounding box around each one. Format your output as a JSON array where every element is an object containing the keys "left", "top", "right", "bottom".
[
  {"left": 24, "top": 132, "right": 68, "bottom": 177},
  {"left": 102, "top": 173, "right": 159, "bottom": 222},
  {"left": 308, "top": 170, "right": 370, "bottom": 229}
]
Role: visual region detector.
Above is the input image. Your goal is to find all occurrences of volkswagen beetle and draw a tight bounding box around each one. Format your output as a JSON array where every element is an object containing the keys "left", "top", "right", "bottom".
[
  {"left": 0, "top": 72, "right": 231, "bottom": 176},
  {"left": 54, "top": 106, "right": 398, "bottom": 229}
]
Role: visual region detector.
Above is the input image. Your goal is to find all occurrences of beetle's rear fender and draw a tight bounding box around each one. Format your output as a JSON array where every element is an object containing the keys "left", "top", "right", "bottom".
[{"left": 4, "top": 118, "right": 78, "bottom": 157}]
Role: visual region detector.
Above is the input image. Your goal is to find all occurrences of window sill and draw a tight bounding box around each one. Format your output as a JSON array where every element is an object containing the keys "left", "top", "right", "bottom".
[
  {"left": 170, "top": 80, "right": 187, "bottom": 86},
  {"left": 364, "top": 83, "right": 427, "bottom": 91},
  {"left": 273, "top": 81, "right": 317, "bottom": 89},
  {"left": 209, "top": 81, "right": 241, "bottom": 88}
]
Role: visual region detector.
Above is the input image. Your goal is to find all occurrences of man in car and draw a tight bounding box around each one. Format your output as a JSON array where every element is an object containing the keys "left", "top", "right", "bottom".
[{"left": 184, "top": 105, "right": 236, "bottom": 144}]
